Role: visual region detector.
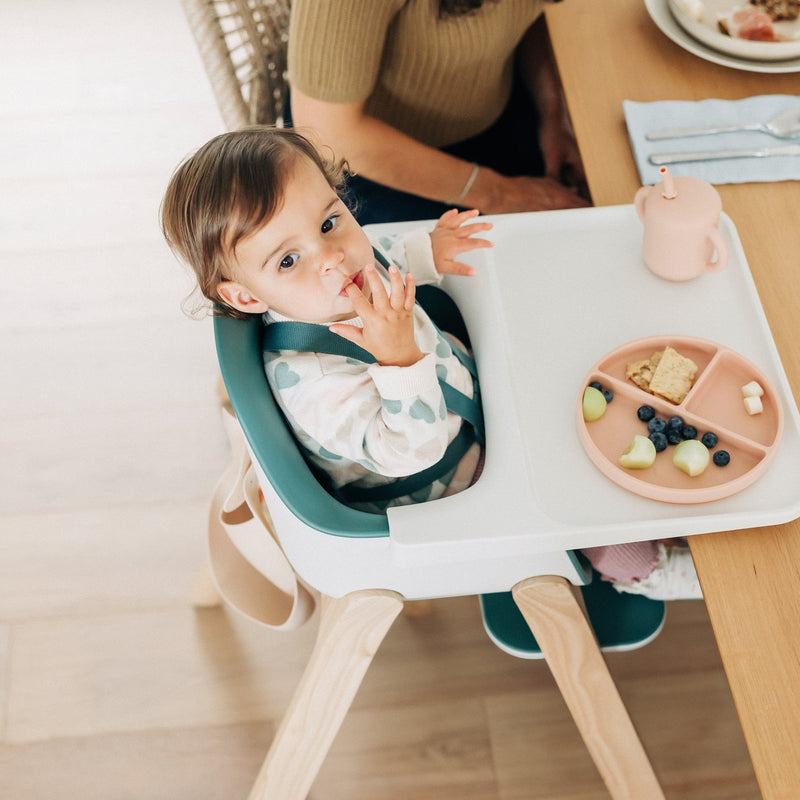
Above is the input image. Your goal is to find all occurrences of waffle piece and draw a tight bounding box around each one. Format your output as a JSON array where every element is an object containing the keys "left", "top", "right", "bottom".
[
  {"left": 626, "top": 346, "right": 698, "bottom": 404},
  {"left": 626, "top": 351, "right": 663, "bottom": 392},
  {"left": 648, "top": 346, "right": 698, "bottom": 404}
]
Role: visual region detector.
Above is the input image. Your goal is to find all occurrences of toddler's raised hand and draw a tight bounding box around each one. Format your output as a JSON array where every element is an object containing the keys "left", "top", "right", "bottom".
[
  {"left": 429, "top": 208, "right": 493, "bottom": 277},
  {"left": 329, "top": 263, "right": 424, "bottom": 368}
]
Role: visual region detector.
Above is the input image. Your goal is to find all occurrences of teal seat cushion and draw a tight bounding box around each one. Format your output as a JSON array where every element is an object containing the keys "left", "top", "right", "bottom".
[{"left": 481, "top": 572, "right": 666, "bottom": 657}]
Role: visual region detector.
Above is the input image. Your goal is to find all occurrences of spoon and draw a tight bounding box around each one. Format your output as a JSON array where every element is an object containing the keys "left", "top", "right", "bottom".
[{"left": 646, "top": 108, "right": 800, "bottom": 141}]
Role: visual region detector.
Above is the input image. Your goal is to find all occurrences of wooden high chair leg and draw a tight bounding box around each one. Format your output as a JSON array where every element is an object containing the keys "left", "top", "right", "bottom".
[
  {"left": 512, "top": 576, "right": 665, "bottom": 800},
  {"left": 247, "top": 589, "right": 404, "bottom": 800}
]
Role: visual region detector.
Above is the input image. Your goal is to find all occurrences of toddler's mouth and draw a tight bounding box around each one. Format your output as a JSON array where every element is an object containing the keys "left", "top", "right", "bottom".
[{"left": 340, "top": 270, "right": 364, "bottom": 296}]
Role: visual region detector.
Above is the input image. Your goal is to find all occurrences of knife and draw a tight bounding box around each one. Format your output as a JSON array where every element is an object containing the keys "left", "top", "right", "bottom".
[{"left": 649, "top": 145, "right": 800, "bottom": 165}]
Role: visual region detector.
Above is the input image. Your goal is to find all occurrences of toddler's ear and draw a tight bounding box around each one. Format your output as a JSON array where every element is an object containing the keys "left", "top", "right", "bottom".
[{"left": 217, "top": 281, "right": 268, "bottom": 314}]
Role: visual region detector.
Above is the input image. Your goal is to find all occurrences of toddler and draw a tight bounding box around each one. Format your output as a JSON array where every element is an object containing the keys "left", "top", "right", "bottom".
[{"left": 161, "top": 126, "right": 701, "bottom": 601}]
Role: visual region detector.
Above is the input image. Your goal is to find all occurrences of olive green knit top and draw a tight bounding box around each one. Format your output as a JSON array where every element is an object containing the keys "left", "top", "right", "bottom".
[{"left": 288, "top": 0, "right": 546, "bottom": 147}]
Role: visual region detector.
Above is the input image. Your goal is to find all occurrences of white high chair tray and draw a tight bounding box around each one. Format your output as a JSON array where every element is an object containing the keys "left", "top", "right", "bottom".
[{"left": 368, "top": 206, "right": 800, "bottom": 566}]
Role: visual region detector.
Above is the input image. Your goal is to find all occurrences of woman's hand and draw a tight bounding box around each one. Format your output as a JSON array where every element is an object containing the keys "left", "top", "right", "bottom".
[
  {"left": 471, "top": 168, "right": 590, "bottom": 214},
  {"left": 538, "top": 108, "right": 588, "bottom": 200},
  {"left": 429, "top": 209, "right": 493, "bottom": 276},
  {"left": 503, "top": 14, "right": 590, "bottom": 210},
  {"left": 329, "top": 264, "right": 424, "bottom": 367}
]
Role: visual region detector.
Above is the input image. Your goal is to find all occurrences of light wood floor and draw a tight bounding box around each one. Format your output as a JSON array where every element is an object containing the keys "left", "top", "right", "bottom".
[{"left": 0, "top": 2, "right": 761, "bottom": 798}]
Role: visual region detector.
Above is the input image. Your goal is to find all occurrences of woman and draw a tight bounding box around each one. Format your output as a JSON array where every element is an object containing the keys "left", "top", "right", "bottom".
[{"left": 287, "top": 0, "right": 590, "bottom": 224}]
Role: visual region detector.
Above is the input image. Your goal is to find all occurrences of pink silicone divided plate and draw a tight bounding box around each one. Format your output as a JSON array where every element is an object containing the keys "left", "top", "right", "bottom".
[{"left": 577, "top": 335, "right": 784, "bottom": 504}]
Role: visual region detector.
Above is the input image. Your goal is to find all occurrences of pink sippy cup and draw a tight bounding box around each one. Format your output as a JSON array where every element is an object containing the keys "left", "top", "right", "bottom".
[{"left": 634, "top": 167, "right": 728, "bottom": 281}]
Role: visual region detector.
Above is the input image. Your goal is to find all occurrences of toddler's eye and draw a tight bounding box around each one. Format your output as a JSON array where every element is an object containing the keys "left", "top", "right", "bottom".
[
  {"left": 278, "top": 253, "right": 299, "bottom": 271},
  {"left": 321, "top": 215, "right": 338, "bottom": 234}
]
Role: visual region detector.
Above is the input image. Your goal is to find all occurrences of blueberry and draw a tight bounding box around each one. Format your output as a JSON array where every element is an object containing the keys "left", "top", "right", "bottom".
[
  {"left": 637, "top": 405, "right": 656, "bottom": 422},
  {"left": 681, "top": 425, "right": 698, "bottom": 440},
  {"left": 590, "top": 381, "right": 602, "bottom": 390},
  {"left": 713, "top": 450, "right": 731, "bottom": 467},
  {"left": 701, "top": 431, "right": 718, "bottom": 449},
  {"left": 602, "top": 388, "right": 614, "bottom": 403},
  {"left": 667, "top": 429, "right": 683, "bottom": 445},
  {"left": 667, "top": 415, "right": 684, "bottom": 431},
  {"left": 647, "top": 417, "right": 667, "bottom": 434},
  {"left": 649, "top": 432, "right": 668, "bottom": 452}
]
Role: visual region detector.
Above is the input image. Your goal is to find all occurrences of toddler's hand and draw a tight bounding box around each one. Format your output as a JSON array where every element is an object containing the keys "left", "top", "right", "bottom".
[
  {"left": 329, "top": 263, "right": 424, "bottom": 368},
  {"left": 429, "top": 208, "right": 493, "bottom": 277}
]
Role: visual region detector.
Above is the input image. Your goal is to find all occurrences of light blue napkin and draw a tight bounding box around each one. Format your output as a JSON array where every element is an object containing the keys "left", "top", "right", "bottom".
[{"left": 624, "top": 94, "right": 800, "bottom": 185}]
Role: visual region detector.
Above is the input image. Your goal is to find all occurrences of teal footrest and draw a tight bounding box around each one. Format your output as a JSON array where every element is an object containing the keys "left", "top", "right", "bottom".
[{"left": 481, "top": 573, "right": 666, "bottom": 659}]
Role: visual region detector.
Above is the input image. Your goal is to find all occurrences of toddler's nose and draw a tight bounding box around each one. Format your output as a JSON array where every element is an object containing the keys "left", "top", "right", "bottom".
[{"left": 319, "top": 246, "right": 345, "bottom": 273}]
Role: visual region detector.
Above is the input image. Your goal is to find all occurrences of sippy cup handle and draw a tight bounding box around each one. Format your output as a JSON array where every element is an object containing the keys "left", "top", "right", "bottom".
[
  {"left": 706, "top": 228, "right": 728, "bottom": 273},
  {"left": 634, "top": 186, "right": 649, "bottom": 223}
]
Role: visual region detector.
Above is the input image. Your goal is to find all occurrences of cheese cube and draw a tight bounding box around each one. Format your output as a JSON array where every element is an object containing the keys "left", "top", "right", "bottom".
[
  {"left": 744, "top": 395, "right": 763, "bottom": 415},
  {"left": 742, "top": 381, "right": 764, "bottom": 398}
]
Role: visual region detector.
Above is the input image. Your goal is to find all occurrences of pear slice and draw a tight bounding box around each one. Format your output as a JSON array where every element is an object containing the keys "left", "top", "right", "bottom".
[
  {"left": 619, "top": 434, "right": 657, "bottom": 469},
  {"left": 673, "top": 439, "right": 710, "bottom": 477},
  {"left": 582, "top": 386, "right": 607, "bottom": 421}
]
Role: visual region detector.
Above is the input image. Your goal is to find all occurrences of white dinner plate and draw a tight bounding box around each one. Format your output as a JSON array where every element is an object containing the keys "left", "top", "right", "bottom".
[
  {"left": 645, "top": 0, "right": 800, "bottom": 72},
  {"left": 668, "top": 0, "right": 800, "bottom": 61}
]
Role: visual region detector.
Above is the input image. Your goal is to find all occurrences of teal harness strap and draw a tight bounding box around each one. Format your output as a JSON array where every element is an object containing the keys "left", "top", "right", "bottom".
[
  {"left": 441, "top": 376, "right": 482, "bottom": 439},
  {"left": 261, "top": 270, "right": 483, "bottom": 505},
  {"left": 262, "top": 320, "right": 375, "bottom": 363}
]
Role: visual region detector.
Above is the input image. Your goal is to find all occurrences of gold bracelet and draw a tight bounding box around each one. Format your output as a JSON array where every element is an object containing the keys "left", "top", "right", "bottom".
[{"left": 449, "top": 162, "right": 479, "bottom": 206}]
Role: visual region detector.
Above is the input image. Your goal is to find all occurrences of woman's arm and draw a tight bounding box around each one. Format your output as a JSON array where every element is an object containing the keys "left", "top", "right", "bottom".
[
  {"left": 516, "top": 15, "right": 587, "bottom": 194},
  {"left": 291, "top": 88, "right": 588, "bottom": 214}
]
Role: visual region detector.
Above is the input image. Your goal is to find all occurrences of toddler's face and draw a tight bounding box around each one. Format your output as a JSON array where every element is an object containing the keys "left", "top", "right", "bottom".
[{"left": 223, "top": 155, "right": 374, "bottom": 323}]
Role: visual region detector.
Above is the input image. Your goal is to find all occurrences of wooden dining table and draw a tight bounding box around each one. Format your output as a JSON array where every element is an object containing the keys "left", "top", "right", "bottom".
[{"left": 545, "top": 1, "right": 800, "bottom": 797}]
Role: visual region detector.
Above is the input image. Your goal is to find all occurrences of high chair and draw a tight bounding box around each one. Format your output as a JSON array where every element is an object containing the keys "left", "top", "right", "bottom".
[
  {"left": 181, "top": 4, "right": 667, "bottom": 797},
  {"left": 211, "top": 275, "right": 667, "bottom": 800}
]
